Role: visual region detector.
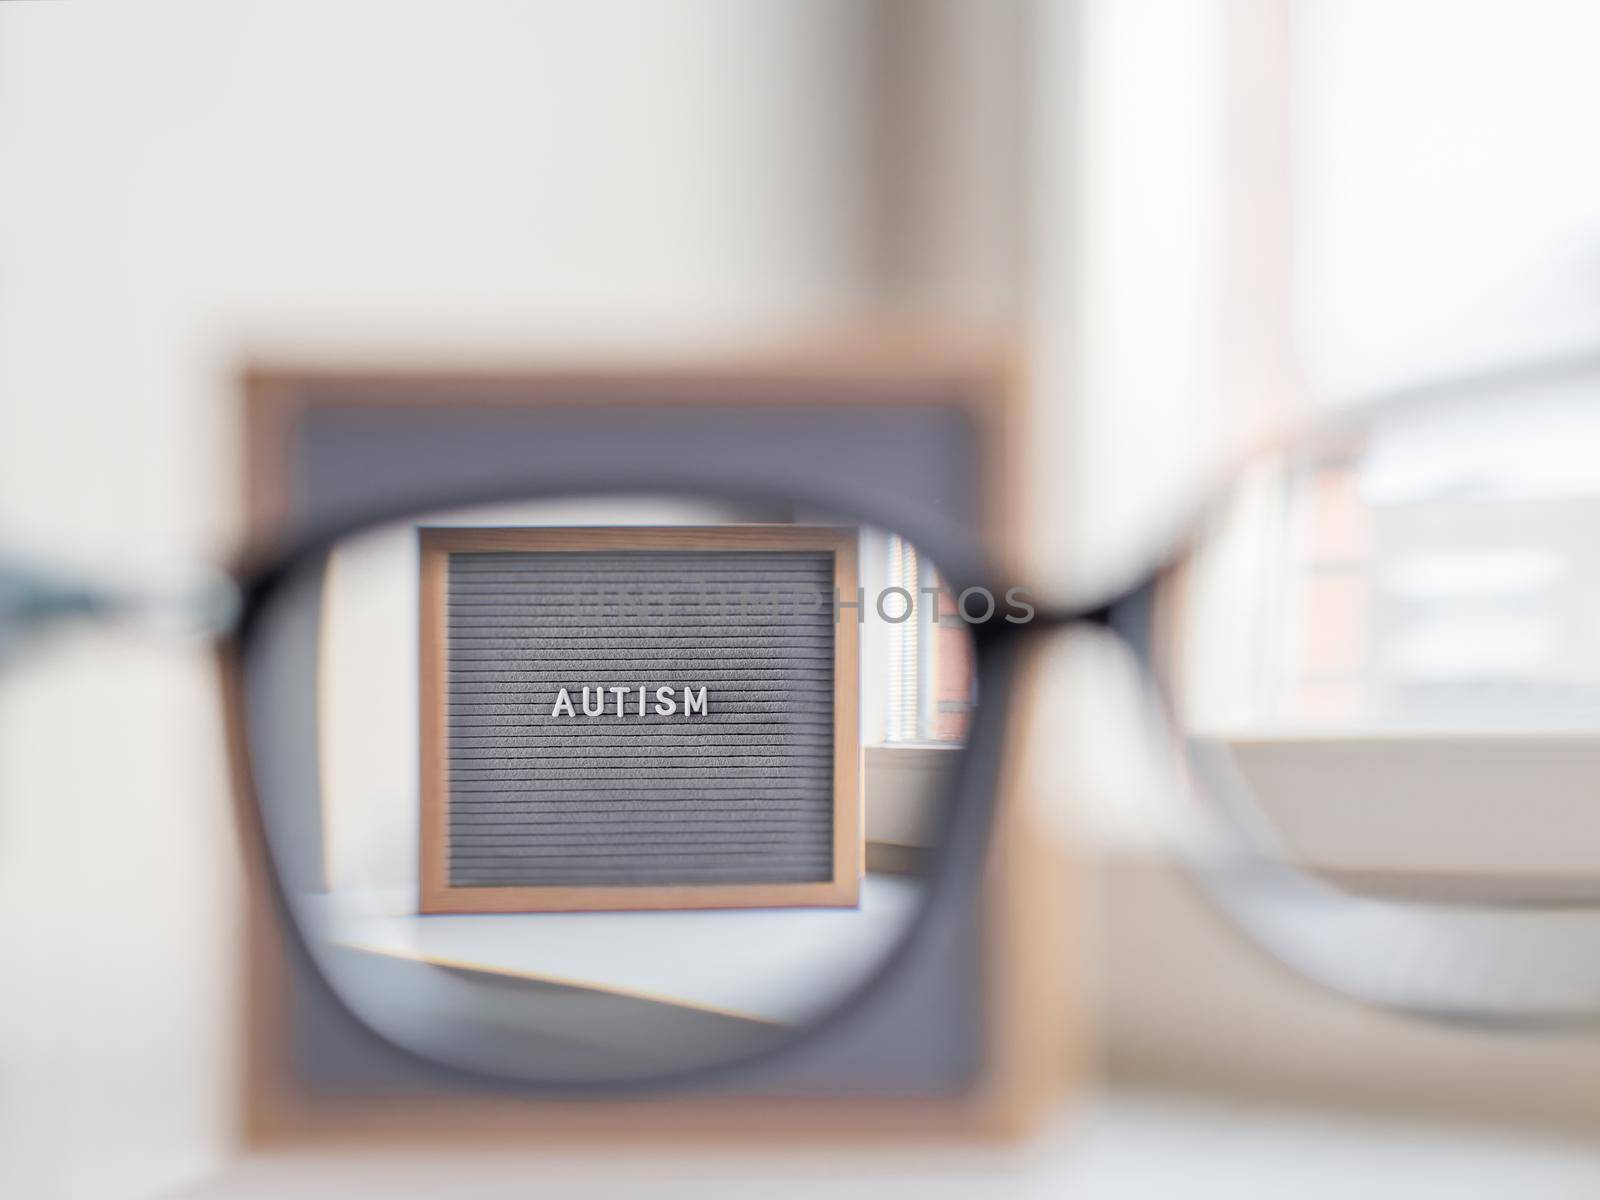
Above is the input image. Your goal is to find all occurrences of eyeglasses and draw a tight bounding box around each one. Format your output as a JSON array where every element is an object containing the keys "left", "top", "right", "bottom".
[{"left": 9, "top": 348, "right": 1600, "bottom": 1093}]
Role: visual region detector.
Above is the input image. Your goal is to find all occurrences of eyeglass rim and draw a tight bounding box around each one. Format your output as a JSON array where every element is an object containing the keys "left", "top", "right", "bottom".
[{"left": 222, "top": 475, "right": 1070, "bottom": 1094}]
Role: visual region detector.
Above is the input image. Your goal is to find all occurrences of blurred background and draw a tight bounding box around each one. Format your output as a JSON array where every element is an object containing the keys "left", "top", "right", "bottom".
[{"left": 7, "top": 0, "right": 1600, "bottom": 1196}]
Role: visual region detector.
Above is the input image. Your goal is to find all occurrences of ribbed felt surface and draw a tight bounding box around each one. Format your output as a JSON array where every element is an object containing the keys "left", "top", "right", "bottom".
[{"left": 446, "top": 550, "right": 836, "bottom": 887}]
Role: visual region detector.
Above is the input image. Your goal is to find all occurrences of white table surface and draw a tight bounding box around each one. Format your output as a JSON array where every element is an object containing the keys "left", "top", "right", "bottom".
[
  {"left": 166, "top": 1092, "right": 1600, "bottom": 1199},
  {"left": 306, "top": 873, "right": 924, "bottom": 1025}
]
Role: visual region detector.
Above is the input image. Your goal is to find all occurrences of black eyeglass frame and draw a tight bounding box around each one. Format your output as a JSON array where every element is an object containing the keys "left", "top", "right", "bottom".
[
  {"left": 181, "top": 345, "right": 1600, "bottom": 1098},
  {"left": 220, "top": 372, "right": 1600, "bottom": 1099},
  {"left": 222, "top": 474, "right": 1085, "bottom": 1097}
]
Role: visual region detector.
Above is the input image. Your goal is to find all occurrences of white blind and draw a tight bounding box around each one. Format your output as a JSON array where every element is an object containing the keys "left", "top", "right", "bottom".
[{"left": 884, "top": 533, "right": 922, "bottom": 742}]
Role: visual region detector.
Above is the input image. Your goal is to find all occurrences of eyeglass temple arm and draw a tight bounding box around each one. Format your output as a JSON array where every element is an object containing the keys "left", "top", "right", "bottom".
[{"left": 0, "top": 559, "right": 240, "bottom": 658}]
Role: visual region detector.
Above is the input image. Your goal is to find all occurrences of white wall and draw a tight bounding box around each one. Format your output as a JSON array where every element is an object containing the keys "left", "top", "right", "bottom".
[
  {"left": 0, "top": 3, "right": 906, "bottom": 1196},
  {"left": 1295, "top": 0, "right": 1600, "bottom": 401}
]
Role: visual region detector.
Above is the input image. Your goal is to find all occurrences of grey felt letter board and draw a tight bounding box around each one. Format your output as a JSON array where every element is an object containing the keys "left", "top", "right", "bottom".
[{"left": 419, "top": 526, "right": 861, "bottom": 912}]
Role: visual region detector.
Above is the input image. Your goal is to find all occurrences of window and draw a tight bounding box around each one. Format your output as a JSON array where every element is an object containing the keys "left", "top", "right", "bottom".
[{"left": 882, "top": 533, "right": 976, "bottom": 744}]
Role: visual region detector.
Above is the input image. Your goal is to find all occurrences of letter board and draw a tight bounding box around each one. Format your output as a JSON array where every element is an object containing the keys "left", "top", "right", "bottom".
[{"left": 419, "top": 526, "right": 861, "bottom": 912}]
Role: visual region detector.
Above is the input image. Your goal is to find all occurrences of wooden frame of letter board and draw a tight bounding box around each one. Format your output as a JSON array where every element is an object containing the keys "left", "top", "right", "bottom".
[
  {"left": 419, "top": 524, "right": 862, "bottom": 913},
  {"left": 234, "top": 342, "right": 1078, "bottom": 1148}
]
